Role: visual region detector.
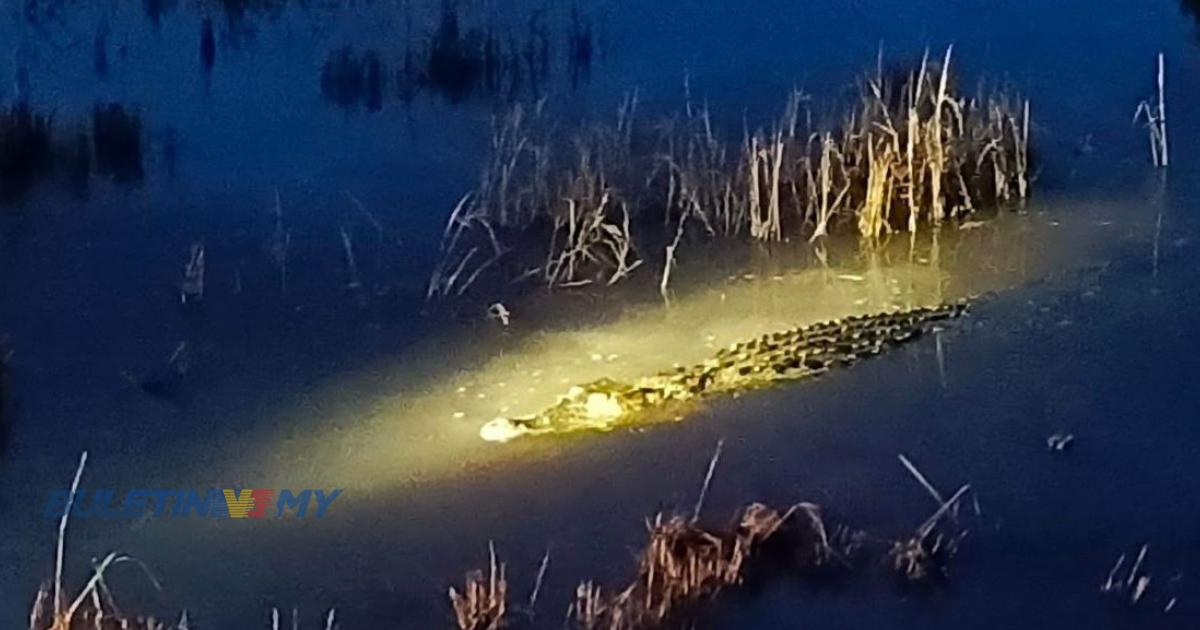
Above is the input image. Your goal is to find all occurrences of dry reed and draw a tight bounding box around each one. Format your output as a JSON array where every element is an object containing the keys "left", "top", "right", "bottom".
[
  {"left": 571, "top": 503, "right": 806, "bottom": 630},
  {"left": 429, "top": 48, "right": 1031, "bottom": 302},
  {"left": 449, "top": 542, "right": 508, "bottom": 630},
  {"left": 1134, "top": 53, "right": 1169, "bottom": 168},
  {"left": 30, "top": 452, "right": 181, "bottom": 630}
]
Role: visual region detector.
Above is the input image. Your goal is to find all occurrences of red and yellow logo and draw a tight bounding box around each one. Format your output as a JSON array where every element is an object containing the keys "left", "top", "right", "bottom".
[{"left": 222, "top": 489, "right": 276, "bottom": 519}]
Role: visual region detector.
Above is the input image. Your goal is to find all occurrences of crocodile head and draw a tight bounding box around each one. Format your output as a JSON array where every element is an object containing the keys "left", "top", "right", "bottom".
[{"left": 480, "top": 416, "right": 531, "bottom": 442}]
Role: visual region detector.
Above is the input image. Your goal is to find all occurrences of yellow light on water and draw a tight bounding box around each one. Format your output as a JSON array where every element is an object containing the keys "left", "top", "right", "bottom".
[{"left": 236, "top": 207, "right": 1123, "bottom": 491}]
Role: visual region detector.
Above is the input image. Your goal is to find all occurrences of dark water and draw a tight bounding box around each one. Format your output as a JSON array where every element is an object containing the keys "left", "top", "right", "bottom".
[{"left": 3, "top": 0, "right": 1200, "bottom": 628}]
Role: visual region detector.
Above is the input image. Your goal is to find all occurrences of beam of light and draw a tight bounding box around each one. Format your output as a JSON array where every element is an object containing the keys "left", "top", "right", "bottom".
[{"left": 234, "top": 201, "right": 1129, "bottom": 494}]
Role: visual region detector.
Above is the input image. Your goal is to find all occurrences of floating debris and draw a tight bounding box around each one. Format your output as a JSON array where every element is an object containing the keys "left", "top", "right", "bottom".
[
  {"left": 134, "top": 342, "right": 191, "bottom": 401},
  {"left": 1100, "top": 543, "right": 1178, "bottom": 609},
  {"left": 487, "top": 303, "right": 511, "bottom": 327},
  {"left": 180, "top": 243, "right": 205, "bottom": 305},
  {"left": 1046, "top": 433, "right": 1075, "bottom": 452}
]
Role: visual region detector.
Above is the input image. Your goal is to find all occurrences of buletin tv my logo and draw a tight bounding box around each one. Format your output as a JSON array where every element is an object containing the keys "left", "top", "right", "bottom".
[{"left": 43, "top": 488, "right": 342, "bottom": 519}]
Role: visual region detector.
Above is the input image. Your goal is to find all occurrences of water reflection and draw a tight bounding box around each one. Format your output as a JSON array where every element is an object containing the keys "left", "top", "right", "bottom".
[
  {"left": 567, "top": 6, "right": 594, "bottom": 88},
  {"left": 1183, "top": 0, "right": 1200, "bottom": 32},
  {"left": 342, "top": 1, "right": 597, "bottom": 107},
  {"left": 0, "top": 102, "right": 148, "bottom": 203},
  {"left": 93, "top": 21, "right": 109, "bottom": 77},
  {"left": 137, "top": 0, "right": 285, "bottom": 25},
  {"left": 67, "top": 132, "right": 91, "bottom": 199},
  {"left": 92, "top": 104, "right": 144, "bottom": 185},
  {"left": 213, "top": 0, "right": 286, "bottom": 21},
  {"left": 200, "top": 17, "right": 216, "bottom": 73},
  {"left": 144, "top": 0, "right": 174, "bottom": 27},
  {"left": 0, "top": 104, "right": 53, "bottom": 204},
  {"left": 321, "top": 47, "right": 385, "bottom": 112}
]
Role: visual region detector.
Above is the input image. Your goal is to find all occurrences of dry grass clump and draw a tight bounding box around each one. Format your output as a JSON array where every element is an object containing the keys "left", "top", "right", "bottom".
[
  {"left": 429, "top": 48, "right": 1031, "bottom": 301},
  {"left": 28, "top": 452, "right": 183, "bottom": 630},
  {"left": 447, "top": 451, "right": 977, "bottom": 629},
  {"left": 28, "top": 582, "right": 182, "bottom": 630},
  {"left": 449, "top": 543, "right": 509, "bottom": 630},
  {"left": 888, "top": 456, "right": 972, "bottom": 584},
  {"left": 654, "top": 47, "right": 1031, "bottom": 243},
  {"left": 447, "top": 502, "right": 855, "bottom": 630},
  {"left": 428, "top": 97, "right": 645, "bottom": 297},
  {"left": 570, "top": 503, "right": 804, "bottom": 630},
  {"left": 887, "top": 489, "right": 968, "bottom": 583}
]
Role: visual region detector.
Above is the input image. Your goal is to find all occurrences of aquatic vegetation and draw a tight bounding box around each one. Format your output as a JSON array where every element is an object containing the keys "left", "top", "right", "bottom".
[
  {"left": 22, "top": 452, "right": 973, "bottom": 629},
  {"left": 888, "top": 483, "right": 970, "bottom": 583},
  {"left": 449, "top": 543, "right": 508, "bottom": 630},
  {"left": 0, "top": 104, "right": 55, "bottom": 204},
  {"left": 571, "top": 503, "right": 805, "bottom": 629},
  {"left": 480, "top": 302, "right": 968, "bottom": 442},
  {"left": 430, "top": 49, "right": 1031, "bottom": 301},
  {"left": 449, "top": 449, "right": 974, "bottom": 629},
  {"left": 447, "top": 502, "right": 821, "bottom": 630},
  {"left": 1099, "top": 544, "right": 1180, "bottom": 610},
  {"left": 454, "top": 497, "right": 968, "bottom": 629},
  {"left": 1134, "top": 53, "right": 1169, "bottom": 168},
  {"left": 29, "top": 453, "right": 185, "bottom": 630}
]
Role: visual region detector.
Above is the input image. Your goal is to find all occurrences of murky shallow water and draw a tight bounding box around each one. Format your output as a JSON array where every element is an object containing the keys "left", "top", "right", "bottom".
[{"left": 4, "top": 0, "right": 1200, "bottom": 628}]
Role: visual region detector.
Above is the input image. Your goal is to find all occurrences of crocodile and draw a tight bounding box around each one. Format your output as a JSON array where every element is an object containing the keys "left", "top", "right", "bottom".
[{"left": 479, "top": 301, "right": 969, "bottom": 442}]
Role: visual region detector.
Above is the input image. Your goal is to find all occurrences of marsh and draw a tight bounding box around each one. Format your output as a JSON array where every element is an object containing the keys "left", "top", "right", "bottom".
[{"left": 2, "top": 1, "right": 1200, "bottom": 628}]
